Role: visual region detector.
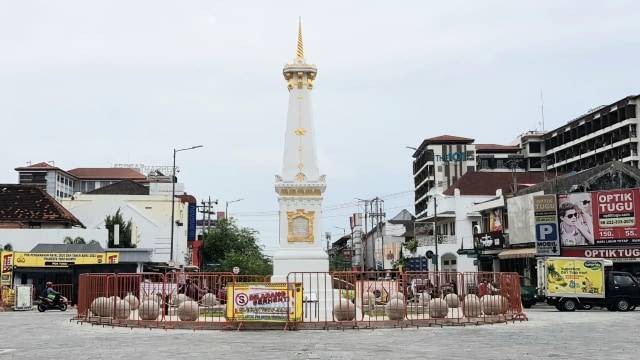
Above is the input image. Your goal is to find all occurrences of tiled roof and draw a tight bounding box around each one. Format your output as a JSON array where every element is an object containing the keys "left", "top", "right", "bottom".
[
  {"left": 87, "top": 180, "right": 149, "bottom": 195},
  {"left": 31, "top": 243, "right": 105, "bottom": 253},
  {"left": 0, "top": 184, "right": 83, "bottom": 227},
  {"left": 14, "top": 162, "right": 61, "bottom": 171},
  {"left": 443, "top": 171, "right": 554, "bottom": 196},
  {"left": 424, "top": 135, "right": 475, "bottom": 144},
  {"left": 475, "top": 144, "right": 521, "bottom": 153},
  {"left": 67, "top": 168, "right": 146, "bottom": 180}
]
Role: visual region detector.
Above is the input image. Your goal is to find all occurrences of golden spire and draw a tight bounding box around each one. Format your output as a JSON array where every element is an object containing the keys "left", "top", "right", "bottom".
[{"left": 296, "top": 17, "right": 304, "bottom": 61}]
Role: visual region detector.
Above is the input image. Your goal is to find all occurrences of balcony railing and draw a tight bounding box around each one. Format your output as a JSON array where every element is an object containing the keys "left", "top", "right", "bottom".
[{"left": 416, "top": 234, "right": 457, "bottom": 246}]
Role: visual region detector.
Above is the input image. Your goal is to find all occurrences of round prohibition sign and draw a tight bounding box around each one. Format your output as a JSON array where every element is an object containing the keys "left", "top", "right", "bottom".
[{"left": 235, "top": 293, "right": 249, "bottom": 306}]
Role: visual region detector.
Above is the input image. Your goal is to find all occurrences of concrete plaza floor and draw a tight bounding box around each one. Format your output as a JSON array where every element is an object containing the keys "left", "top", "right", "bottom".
[{"left": 0, "top": 306, "right": 638, "bottom": 359}]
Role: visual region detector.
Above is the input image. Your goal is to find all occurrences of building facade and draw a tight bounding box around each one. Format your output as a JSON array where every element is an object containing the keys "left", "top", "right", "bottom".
[
  {"left": 544, "top": 95, "right": 639, "bottom": 173},
  {"left": 14, "top": 162, "right": 149, "bottom": 201},
  {"left": 60, "top": 181, "right": 192, "bottom": 266}
]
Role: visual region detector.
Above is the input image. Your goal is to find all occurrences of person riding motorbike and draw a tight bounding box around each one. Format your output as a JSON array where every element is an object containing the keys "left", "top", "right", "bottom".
[{"left": 44, "top": 282, "right": 61, "bottom": 303}]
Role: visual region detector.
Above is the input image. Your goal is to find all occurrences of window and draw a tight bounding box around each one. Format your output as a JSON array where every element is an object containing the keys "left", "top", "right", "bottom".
[
  {"left": 481, "top": 159, "right": 489, "bottom": 169},
  {"left": 472, "top": 221, "right": 479, "bottom": 234},
  {"left": 529, "top": 158, "right": 542, "bottom": 169},
  {"left": 496, "top": 159, "right": 504, "bottom": 168},
  {"left": 450, "top": 222, "right": 456, "bottom": 235},
  {"left": 528, "top": 142, "right": 542, "bottom": 153},
  {"left": 613, "top": 274, "right": 636, "bottom": 287}
]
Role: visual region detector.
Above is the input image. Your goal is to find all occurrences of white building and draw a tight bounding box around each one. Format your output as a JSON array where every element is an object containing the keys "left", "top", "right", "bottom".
[
  {"left": 363, "top": 209, "right": 414, "bottom": 271},
  {"left": 61, "top": 181, "right": 191, "bottom": 266},
  {"left": 414, "top": 188, "right": 491, "bottom": 273}
]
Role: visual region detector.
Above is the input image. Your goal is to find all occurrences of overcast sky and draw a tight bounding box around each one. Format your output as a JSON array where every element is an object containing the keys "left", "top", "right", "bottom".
[{"left": 1, "top": 1, "right": 639, "bottom": 252}]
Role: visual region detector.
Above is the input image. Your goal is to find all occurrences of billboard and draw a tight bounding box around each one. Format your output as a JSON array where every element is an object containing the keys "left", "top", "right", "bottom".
[
  {"left": 545, "top": 258, "right": 604, "bottom": 298},
  {"left": 226, "top": 283, "right": 302, "bottom": 322},
  {"left": 489, "top": 208, "right": 503, "bottom": 232},
  {"left": 559, "top": 189, "right": 640, "bottom": 246},
  {"left": 506, "top": 191, "right": 543, "bottom": 244},
  {"left": 187, "top": 203, "right": 197, "bottom": 241},
  {"left": 534, "top": 195, "right": 560, "bottom": 255},
  {"left": 9, "top": 252, "right": 119, "bottom": 268},
  {"left": 473, "top": 231, "right": 504, "bottom": 250},
  {"left": 1, "top": 251, "right": 13, "bottom": 286}
]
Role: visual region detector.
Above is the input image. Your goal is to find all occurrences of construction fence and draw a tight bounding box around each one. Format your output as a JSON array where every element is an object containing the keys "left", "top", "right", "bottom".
[{"left": 75, "top": 271, "right": 526, "bottom": 330}]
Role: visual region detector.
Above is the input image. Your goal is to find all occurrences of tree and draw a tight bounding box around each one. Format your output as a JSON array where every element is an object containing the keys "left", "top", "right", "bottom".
[
  {"left": 88, "top": 240, "right": 101, "bottom": 246},
  {"left": 202, "top": 218, "right": 272, "bottom": 275},
  {"left": 63, "top": 236, "right": 86, "bottom": 245},
  {"left": 104, "top": 209, "right": 135, "bottom": 248},
  {"left": 329, "top": 253, "right": 350, "bottom": 271},
  {"left": 2, "top": 243, "right": 12, "bottom": 251}
]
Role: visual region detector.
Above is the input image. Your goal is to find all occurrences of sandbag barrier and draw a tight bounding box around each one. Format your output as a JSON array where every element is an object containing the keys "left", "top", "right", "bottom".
[{"left": 75, "top": 271, "right": 526, "bottom": 330}]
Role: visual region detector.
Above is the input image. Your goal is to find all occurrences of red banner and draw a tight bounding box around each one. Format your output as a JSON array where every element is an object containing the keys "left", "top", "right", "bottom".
[
  {"left": 561, "top": 247, "right": 640, "bottom": 262},
  {"left": 592, "top": 189, "right": 640, "bottom": 242},
  {"left": 559, "top": 189, "right": 640, "bottom": 246}
]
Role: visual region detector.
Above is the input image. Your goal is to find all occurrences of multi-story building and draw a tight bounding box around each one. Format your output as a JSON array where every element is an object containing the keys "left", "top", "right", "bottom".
[
  {"left": 412, "top": 135, "right": 477, "bottom": 218},
  {"left": 14, "top": 162, "right": 77, "bottom": 200},
  {"left": 413, "top": 131, "right": 554, "bottom": 218},
  {"left": 15, "top": 162, "right": 153, "bottom": 201},
  {"left": 544, "top": 95, "right": 639, "bottom": 173}
]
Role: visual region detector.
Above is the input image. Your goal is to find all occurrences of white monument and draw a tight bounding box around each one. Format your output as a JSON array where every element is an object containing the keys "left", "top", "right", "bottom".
[{"left": 272, "top": 19, "right": 329, "bottom": 280}]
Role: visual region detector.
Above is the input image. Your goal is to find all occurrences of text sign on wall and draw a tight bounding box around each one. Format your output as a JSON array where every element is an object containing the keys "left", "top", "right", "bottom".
[
  {"left": 188, "top": 203, "right": 197, "bottom": 241},
  {"left": 534, "top": 195, "right": 560, "bottom": 255}
]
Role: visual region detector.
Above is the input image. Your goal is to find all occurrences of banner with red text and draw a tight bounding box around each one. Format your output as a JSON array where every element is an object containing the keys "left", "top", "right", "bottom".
[
  {"left": 226, "top": 282, "right": 302, "bottom": 322},
  {"left": 559, "top": 189, "right": 640, "bottom": 246}
]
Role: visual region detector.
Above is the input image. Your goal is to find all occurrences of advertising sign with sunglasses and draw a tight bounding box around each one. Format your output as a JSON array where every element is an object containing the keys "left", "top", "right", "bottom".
[
  {"left": 558, "top": 189, "right": 640, "bottom": 246},
  {"left": 534, "top": 195, "right": 560, "bottom": 255}
]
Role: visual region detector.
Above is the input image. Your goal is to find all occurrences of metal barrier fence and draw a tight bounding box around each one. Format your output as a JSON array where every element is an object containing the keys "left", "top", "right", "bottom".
[{"left": 76, "top": 271, "right": 525, "bottom": 330}]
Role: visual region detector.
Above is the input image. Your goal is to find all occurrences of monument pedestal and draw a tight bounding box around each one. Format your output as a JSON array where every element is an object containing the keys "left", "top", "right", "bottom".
[{"left": 271, "top": 248, "right": 329, "bottom": 281}]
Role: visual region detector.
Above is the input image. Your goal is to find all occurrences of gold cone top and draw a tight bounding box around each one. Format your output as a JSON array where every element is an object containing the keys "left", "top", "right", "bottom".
[{"left": 296, "top": 17, "right": 304, "bottom": 61}]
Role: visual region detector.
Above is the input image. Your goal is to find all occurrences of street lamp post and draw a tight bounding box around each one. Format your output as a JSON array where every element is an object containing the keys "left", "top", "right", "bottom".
[
  {"left": 225, "top": 198, "right": 245, "bottom": 219},
  {"left": 170, "top": 145, "right": 203, "bottom": 263},
  {"left": 433, "top": 194, "right": 439, "bottom": 272}
]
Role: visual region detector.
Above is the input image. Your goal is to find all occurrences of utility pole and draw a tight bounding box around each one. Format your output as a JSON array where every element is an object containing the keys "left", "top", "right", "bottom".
[
  {"left": 198, "top": 197, "right": 218, "bottom": 239},
  {"left": 356, "top": 199, "right": 370, "bottom": 272},
  {"left": 369, "top": 197, "right": 386, "bottom": 271}
]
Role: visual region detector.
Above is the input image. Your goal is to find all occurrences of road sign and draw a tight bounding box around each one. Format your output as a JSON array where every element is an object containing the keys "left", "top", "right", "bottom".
[
  {"left": 232, "top": 266, "right": 240, "bottom": 275},
  {"left": 425, "top": 250, "right": 434, "bottom": 259}
]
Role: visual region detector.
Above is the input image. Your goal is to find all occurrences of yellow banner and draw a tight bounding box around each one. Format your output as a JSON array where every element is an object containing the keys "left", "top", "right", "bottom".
[
  {"left": 546, "top": 259, "right": 604, "bottom": 296},
  {"left": 10, "top": 251, "right": 120, "bottom": 268},
  {"left": 226, "top": 282, "right": 303, "bottom": 322}
]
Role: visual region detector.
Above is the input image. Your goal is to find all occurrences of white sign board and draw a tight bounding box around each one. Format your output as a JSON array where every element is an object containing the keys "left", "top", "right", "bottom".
[{"left": 14, "top": 284, "right": 33, "bottom": 311}]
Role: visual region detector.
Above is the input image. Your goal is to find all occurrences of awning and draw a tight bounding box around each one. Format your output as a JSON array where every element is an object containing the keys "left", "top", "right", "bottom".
[{"left": 498, "top": 248, "right": 536, "bottom": 259}]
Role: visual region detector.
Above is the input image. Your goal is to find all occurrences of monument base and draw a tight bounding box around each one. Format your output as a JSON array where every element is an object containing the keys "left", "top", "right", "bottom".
[
  {"left": 271, "top": 248, "right": 329, "bottom": 281},
  {"left": 271, "top": 248, "right": 341, "bottom": 321}
]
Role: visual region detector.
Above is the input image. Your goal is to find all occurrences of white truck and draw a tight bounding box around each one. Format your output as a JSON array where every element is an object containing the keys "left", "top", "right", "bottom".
[{"left": 537, "top": 257, "right": 640, "bottom": 312}]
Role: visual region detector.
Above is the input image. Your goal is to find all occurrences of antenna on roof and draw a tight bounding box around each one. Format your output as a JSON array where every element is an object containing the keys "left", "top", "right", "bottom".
[
  {"left": 540, "top": 89, "right": 545, "bottom": 132},
  {"left": 27, "top": 161, "right": 32, "bottom": 166},
  {"left": 48, "top": 160, "right": 55, "bottom": 166}
]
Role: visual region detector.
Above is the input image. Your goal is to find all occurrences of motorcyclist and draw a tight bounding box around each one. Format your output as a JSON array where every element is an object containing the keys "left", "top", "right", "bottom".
[{"left": 44, "top": 282, "right": 61, "bottom": 303}]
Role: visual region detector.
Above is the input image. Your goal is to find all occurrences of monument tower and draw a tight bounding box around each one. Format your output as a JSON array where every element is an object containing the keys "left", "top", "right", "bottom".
[{"left": 273, "top": 19, "right": 328, "bottom": 279}]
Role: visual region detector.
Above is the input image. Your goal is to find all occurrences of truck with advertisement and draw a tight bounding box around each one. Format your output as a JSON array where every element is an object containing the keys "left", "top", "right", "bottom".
[{"left": 538, "top": 257, "right": 640, "bottom": 312}]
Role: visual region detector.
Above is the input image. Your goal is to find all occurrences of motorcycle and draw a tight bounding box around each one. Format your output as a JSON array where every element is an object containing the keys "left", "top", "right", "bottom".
[{"left": 37, "top": 294, "right": 68, "bottom": 312}]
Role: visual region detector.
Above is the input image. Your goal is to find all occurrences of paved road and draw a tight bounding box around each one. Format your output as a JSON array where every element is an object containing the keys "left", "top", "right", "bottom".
[{"left": 0, "top": 306, "right": 638, "bottom": 359}]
